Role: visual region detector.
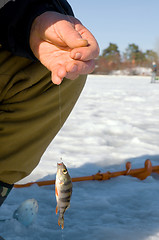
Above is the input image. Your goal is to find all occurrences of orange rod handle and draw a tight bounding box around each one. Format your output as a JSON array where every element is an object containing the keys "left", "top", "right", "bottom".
[{"left": 14, "top": 159, "right": 158, "bottom": 188}]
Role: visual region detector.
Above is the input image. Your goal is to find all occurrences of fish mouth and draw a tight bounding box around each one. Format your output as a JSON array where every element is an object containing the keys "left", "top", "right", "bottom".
[{"left": 57, "top": 162, "right": 63, "bottom": 166}]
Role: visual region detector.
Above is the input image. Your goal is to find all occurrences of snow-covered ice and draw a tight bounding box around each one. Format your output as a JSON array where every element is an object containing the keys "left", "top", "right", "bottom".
[{"left": 0, "top": 75, "right": 159, "bottom": 239}]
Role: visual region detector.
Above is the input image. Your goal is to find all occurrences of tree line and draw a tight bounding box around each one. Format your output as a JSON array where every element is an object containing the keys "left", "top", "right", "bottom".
[{"left": 94, "top": 43, "right": 158, "bottom": 75}]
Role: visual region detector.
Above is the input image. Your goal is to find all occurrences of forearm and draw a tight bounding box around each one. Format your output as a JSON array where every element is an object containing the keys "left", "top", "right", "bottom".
[{"left": 0, "top": 0, "right": 74, "bottom": 60}]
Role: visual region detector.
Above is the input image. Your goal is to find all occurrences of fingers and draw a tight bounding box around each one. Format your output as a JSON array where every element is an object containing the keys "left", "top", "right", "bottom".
[
  {"left": 51, "top": 66, "right": 66, "bottom": 85},
  {"left": 51, "top": 64, "right": 78, "bottom": 84},
  {"left": 65, "top": 59, "right": 95, "bottom": 80},
  {"left": 70, "top": 27, "right": 100, "bottom": 61},
  {"left": 39, "top": 12, "right": 89, "bottom": 49},
  {"left": 70, "top": 60, "right": 95, "bottom": 75},
  {"left": 55, "top": 15, "right": 89, "bottom": 49},
  {"left": 57, "top": 18, "right": 99, "bottom": 60},
  {"left": 56, "top": 22, "right": 89, "bottom": 49},
  {"left": 51, "top": 60, "right": 95, "bottom": 85},
  {"left": 56, "top": 19, "right": 99, "bottom": 68},
  {"left": 70, "top": 44, "right": 99, "bottom": 62},
  {"left": 30, "top": 11, "right": 99, "bottom": 85}
]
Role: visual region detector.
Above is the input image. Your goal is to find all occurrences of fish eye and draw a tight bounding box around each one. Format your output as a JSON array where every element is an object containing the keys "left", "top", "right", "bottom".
[{"left": 63, "top": 169, "right": 67, "bottom": 174}]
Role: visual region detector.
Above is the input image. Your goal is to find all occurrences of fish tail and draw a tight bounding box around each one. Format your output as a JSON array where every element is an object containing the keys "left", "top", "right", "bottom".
[{"left": 58, "top": 215, "right": 64, "bottom": 229}]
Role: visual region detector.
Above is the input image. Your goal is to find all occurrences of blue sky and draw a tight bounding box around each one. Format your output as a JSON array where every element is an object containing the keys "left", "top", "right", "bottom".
[{"left": 68, "top": 0, "right": 159, "bottom": 55}]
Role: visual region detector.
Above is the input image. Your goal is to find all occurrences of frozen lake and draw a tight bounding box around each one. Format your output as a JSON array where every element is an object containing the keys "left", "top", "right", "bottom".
[{"left": 1, "top": 75, "right": 159, "bottom": 240}]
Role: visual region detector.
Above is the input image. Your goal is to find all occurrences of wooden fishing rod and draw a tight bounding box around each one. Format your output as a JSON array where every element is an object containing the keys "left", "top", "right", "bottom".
[{"left": 14, "top": 159, "right": 159, "bottom": 188}]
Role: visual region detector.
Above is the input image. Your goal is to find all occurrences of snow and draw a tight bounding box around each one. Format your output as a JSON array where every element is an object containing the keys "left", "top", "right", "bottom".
[{"left": 1, "top": 75, "right": 159, "bottom": 239}]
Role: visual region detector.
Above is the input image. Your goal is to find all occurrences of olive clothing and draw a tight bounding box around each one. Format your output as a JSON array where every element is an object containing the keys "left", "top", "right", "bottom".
[{"left": 0, "top": 48, "right": 86, "bottom": 184}]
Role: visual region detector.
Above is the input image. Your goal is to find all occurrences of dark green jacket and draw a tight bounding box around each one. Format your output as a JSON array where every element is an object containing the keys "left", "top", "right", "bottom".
[{"left": 0, "top": 0, "right": 74, "bottom": 59}]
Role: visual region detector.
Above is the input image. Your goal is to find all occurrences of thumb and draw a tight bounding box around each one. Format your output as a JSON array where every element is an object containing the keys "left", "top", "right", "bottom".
[
  {"left": 57, "top": 20, "right": 88, "bottom": 48},
  {"left": 36, "top": 12, "right": 88, "bottom": 48}
]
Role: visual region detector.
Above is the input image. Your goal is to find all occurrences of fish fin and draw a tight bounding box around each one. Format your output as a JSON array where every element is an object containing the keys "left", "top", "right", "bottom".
[
  {"left": 55, "top": 185, "right": 58, "bottom": 197},
  {"left": 56, "top": 205, "right": 58, "bottom": 215}
]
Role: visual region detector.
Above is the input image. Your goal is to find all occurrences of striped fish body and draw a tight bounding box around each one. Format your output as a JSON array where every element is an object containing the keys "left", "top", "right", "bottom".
[{"left": 55, "top": 162, "right": 72, "bottom": 229}]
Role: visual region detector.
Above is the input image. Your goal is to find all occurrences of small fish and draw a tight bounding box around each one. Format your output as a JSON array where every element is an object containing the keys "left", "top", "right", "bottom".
[{"left": 55, "top": 162, "right": 72, "bottom": 229}]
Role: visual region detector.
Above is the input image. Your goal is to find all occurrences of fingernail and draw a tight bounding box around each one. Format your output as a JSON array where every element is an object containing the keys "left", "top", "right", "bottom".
[
  {"left": 77, "top": 39, "right": 88, "bottom": 47},
  {"left": 74, "top": 52, "right": 82, "bottom": 60}
]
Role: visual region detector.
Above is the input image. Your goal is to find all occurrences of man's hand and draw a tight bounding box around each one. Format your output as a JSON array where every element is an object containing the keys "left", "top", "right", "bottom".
[{"left": 29, "top": 11, "right": 99, "bottom": 84}]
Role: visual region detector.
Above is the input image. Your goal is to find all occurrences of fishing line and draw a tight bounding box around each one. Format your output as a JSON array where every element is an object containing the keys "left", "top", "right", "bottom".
[
  {"left": 56, "top": 0, "right": 77, "bottom": 167},
  {"left": 54, "top": 1, "right": 74, "bottom": 232},
  {"left": 61, "top": 229, "right": 64, "bottom": 240},
  {"left": 58, "top": 84, "right": 62, "bottom": 131},
  {"left": 58, "top": 84, "right": 64, "bottom": 163}
]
